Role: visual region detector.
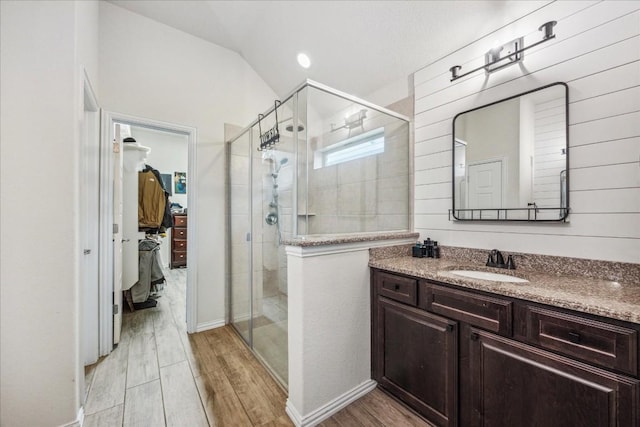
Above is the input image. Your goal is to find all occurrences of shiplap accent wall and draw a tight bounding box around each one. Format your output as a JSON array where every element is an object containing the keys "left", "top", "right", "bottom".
[
  {"left": 533, "top": 95, "right": 566, "bottom": 212},
  {"left": 413, "top": 1, "right": 640, "bottom": 263}
]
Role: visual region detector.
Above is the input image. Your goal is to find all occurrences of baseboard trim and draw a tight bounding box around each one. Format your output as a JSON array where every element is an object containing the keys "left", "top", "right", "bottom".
[
  {"left": 286, "top": 379, "right": 377, "bottom": 426},
  {"left": 60, "top": 406, "right": 83, "bottom": 427},
  {"left": 195, "top": 319, "right": 225, "bottom": 332}
]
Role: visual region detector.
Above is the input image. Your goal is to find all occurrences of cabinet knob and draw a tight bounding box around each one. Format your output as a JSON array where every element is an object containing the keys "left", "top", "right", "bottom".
[
  {"left": 446, "top": 324, "right": 454, "bottom": 332},
  {"left": 470, "top": 332, "right": 479, "bottom": 341},
  {"left": 394, "top": 284, "right": 400, "bottom": 291}
]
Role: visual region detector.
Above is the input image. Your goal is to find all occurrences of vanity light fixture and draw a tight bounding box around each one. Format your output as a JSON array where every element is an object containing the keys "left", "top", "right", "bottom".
[
  {"left": 449, "top": 21, "right": 557, "bottom": 82},
  {"left": 330, "top": 109, "right": 368, "bottom": 133}
]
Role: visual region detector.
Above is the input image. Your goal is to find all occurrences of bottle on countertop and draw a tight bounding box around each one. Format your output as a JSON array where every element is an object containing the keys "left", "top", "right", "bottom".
[
  {"left": 412, "top": 241, "right": 423, "bottom": 258},
  {"left": 422, "top": 237, "right": 433, "bottom": 258},
  {"left": 414, "top": 237, "right": 442, "bottom": 259},
  {"left": 433, "top": 241, "right": 440, "bottom": 259},
  {"left": 424, "top": 238, "right": 433, "bottom": 258}
]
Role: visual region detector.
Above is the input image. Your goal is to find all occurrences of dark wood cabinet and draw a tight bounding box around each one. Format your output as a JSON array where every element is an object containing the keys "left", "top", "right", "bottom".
[
  {"left": 420, "top": 282, "right": 512, "bottom": 336},
  {"left": 515, "top": 305, "right": 638, "bottom": 376},
  {"left": 376, "top": 271, "right": 418, "bottom": 306},
  {"left": 468, "top": 328, "right": 639, "bottom": 427},
  {"left": 170, "top": 213, "right": 187, "bottom": 268},
  {"left": 371, "top": 268, "right": 640, "bottom": 427},
  {"left": 374, "top": 296, "right": 458, "bottom": 426}
]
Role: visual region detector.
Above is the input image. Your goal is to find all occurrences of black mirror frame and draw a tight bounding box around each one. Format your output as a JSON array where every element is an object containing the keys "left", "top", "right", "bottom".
[{"left": 450, "top": 82, "right": 570, "bottom": 222}]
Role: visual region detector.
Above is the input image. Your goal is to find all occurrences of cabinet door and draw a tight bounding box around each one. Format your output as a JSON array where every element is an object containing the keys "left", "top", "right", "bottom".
[
  {"left": 376, "top": 296, "right": 458, "bottom": 427},
  {"left": 469, "top": 328, "right": 640, "bottom": 427}
]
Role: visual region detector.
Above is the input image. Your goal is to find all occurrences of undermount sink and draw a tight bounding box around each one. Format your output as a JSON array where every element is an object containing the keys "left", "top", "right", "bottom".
[{"left": 449, "top": 270, "right": 529, "bottom": 283}]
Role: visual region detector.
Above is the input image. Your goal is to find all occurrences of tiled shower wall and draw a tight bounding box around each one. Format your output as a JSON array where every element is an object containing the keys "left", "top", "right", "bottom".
[
  {"left": 413, "top": 1, "right": 640, "bottom": 263},
  {"left": 304, "top": 111, "right": 411, "bottom": 234}
]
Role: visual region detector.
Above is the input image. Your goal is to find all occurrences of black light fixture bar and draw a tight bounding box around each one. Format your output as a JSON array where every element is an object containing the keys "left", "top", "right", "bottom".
[{"left": 450, "top": 21, "right": 557, "bottom": 82}]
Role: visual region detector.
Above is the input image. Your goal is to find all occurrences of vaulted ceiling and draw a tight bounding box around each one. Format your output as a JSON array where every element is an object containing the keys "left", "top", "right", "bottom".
[{"left": 107, "top": 1, "right": 549, "bottom": 101}]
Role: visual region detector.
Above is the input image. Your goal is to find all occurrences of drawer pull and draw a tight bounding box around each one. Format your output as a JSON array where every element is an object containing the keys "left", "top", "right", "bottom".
[
  {"left": 568, "top": 332, "right": 581, "bottom": 344},
  {"left": 394, "top": 284, "right": 400, "bottom": 291}
]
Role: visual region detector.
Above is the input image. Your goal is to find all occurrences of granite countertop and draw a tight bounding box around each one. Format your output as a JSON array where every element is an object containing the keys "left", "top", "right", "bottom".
[
  {"left": 369, "top": 256, "right": 640, "bottom": 324},
  {"left": 282, "top": 231, "right": 419, "bottom": 247}
]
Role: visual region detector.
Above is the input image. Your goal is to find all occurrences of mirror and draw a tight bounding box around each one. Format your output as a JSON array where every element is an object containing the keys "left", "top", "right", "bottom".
[{"left": 452, "top": 82, "right": 569, "bottom": 221}]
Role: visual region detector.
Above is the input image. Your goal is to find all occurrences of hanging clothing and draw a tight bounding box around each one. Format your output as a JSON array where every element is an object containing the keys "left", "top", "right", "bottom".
[
  {"left": 138, "top": 167, "right": 166, "bottom": 228},
  {"left": 139, "top": 165, "right": 172, "bottom": 230},
  {"left": 147, "top": 166, "right": 173, "bottom": 229},
  {"left": 130, "top": 238, "right": 165, "bottom": 303}
]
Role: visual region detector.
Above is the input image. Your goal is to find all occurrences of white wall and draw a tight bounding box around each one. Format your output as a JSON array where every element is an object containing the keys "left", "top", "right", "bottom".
[
  {"left": 413, "top": 1, "right": 640, "bottom": 263},
  {"left": 0, "top": 1, "right": 99, "bottom": 425},
  {"left": 98, "top": 2, "right": 278, "bottom": 326}
]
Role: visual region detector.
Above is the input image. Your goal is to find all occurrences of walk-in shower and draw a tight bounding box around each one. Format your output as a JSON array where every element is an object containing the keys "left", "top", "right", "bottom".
[{"left": 227, "top": 80, "right": 411, "bottom": 387}]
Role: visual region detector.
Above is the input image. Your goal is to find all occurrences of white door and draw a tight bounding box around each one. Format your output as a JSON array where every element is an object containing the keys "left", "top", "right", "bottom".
[
  {"left": 468, "top": 160, "right": 502, "bottom": 218},
  {"left": 113, "top": 125, "right": 124, "bottom": 344},
  {"left": 81, "top": 95, "right": 100, "bottom": 365}
]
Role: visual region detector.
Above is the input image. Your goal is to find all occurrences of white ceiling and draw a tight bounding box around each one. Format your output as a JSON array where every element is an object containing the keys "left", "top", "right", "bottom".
[{"left": 107, "top": 1, "right": 549, "bottom": 101}]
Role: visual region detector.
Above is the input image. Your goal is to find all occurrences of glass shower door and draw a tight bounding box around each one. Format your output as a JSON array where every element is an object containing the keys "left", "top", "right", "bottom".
[
  {"left": 229, "top": 96, "right": 301, "bottom": 388},
  {"left": 250, "top": 98, "right": 298, "bottom": 386},
  {"left": 229, "top": 130, "right": 252, "bottom": 343}
]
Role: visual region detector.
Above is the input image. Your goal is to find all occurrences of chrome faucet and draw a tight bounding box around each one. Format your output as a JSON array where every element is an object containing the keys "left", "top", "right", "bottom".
[{"left": 486, "top": 249, "right": 516, "bottom": 269}]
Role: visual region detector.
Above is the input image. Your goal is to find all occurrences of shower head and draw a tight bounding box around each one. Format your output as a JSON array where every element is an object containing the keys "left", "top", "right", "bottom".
[
  {"left": 285, "top": 124, "right": 305, "bottom": 132},
  {"left": 275, "top": 157, "right": 289, "bottom": 174},
  {"left": 279, "top": 116, "right": 305, "bottom": 133}
]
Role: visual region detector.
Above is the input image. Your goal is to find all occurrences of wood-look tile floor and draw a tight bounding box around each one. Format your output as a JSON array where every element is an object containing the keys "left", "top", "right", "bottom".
[{"left": 83, "top": 267, "right": 429, "bottom": 426}]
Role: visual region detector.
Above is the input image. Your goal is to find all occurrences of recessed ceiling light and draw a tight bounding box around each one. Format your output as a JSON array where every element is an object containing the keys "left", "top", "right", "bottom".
[{"left": 297, "top": 53, "right": 311, "bottom": 69}]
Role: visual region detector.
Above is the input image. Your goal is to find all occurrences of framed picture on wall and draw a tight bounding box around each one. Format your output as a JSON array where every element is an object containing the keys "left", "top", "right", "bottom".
[{"left": 174, "top": 171, "right": 186, "bottom": 194}]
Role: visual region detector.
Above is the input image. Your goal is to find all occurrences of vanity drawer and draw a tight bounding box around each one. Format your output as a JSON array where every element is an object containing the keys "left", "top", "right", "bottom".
[
  {"left": 375, "top": 271, "right": 417, "bottom": 306},
  {"left": 521, "top": 306, "right": 638, "bottom": 376},
  {"left": 421, "top": 283, "right": 512, "bottom": 336}
]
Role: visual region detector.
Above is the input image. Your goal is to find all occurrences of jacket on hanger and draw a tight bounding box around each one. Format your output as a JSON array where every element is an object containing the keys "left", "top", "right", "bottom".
[
  {"left": 147, "top": 166, "right": 172, "bottom": 229},
  {"left": 138, "top": 166, "right": 166, "bottom": 228}
]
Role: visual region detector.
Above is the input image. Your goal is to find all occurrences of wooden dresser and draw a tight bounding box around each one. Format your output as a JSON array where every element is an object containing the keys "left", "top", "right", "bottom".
[{"left": 170, "top": 213, "right": 187, "bottom": 268}]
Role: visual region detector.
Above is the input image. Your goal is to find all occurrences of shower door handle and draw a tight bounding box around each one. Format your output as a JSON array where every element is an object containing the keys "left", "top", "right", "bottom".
[{"left": 246, "top": 232, "right": 251, "bottom": 242}]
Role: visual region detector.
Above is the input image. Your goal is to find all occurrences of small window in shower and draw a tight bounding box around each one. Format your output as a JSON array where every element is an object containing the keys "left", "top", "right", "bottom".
[{"left": 314, "top": 127, "right": 384, "bottom": 169}]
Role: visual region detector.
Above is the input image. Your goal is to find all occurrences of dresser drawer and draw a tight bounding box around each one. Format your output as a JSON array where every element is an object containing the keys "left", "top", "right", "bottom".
[
  {"left": 172, "top": 250, "right": 187, "bottom": 263},
  {"left": 521, "top": 306, "right": 638, "bottom": 376},
  {"left": 173, "top": 239, "right": 187, "bottom": 251},
  {"left": 421, "top": 283, "right": 512, "bottom": 336},
  {"left": 174, "top": 215, "right": 187, "bottom": 227},
  {"left": 173, "top": 228, "right": 187, "bottom": 239},
  {"left": 375, "top": 271, "right": 417, "bottom": 306}
]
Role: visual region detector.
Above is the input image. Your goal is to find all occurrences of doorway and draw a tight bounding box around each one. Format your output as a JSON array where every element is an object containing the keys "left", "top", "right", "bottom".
[
  {"left": 123, "top": 124, "right": 189, "bottom": 272},
  {"left": 467, "top": 159, "right": 503, "bottom": 219},
  {"left": 99, "top": 112, "right": 198, "bottom": 357}
]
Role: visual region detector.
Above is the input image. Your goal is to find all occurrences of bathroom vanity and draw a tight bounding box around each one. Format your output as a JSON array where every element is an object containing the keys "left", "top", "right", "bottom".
[{"left": 370, "top": 253, "right": 640, "bottom": 426}]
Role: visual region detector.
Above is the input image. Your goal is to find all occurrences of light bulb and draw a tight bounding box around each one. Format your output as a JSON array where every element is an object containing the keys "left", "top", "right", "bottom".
[{"left": 297, "top": 53, "right": 311, "bottom": 69}]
